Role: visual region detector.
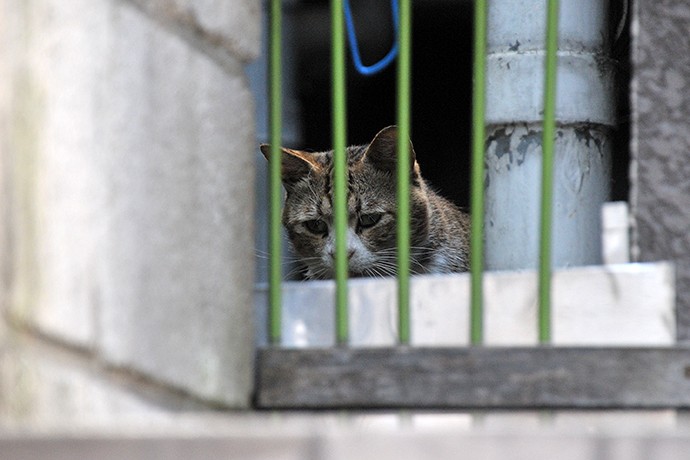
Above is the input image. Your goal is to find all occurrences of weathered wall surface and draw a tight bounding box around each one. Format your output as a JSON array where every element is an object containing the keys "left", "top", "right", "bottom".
[
  {"left": 0, "top": 0, "right": 259, "bottom": 422},
  {"left": 631, "top": 0, "right": 690, "bottom": 342}
]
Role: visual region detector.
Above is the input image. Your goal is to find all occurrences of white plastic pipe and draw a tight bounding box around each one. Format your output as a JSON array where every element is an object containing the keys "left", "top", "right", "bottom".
[{"left": 484, "top": 0, "right": 615, "bottom": 270}]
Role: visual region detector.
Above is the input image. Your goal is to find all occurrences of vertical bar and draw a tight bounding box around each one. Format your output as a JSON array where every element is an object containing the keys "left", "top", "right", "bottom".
[
  {"left": 332, "top": 0, "right": 349, "bottom": 345},
  {"left": 268, "top": 0, "right": 283, "bottom": 344},
  {"left": 470, "top": 0, "right": 487, "bottom": 345},
  {"left": 396, "top": 0, "right": 412, "bottom": 345},
  {"left": 539, "top": 0, "right": 560, "bottom": 344}
]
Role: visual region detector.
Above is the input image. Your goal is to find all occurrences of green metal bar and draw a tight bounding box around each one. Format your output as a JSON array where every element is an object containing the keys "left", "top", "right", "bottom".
[
  {"left": 268, "top": 0, "right": 283, "bottom": 345},
  {"left": 470, "top": 0, "right": 488, "bottom": 345},
  {"left": 396, "top": 0, "right": 412, "bottom": 345},
  {"left": 539, "top": 0, "right": 560, "bottom": 344},
  {"left": 332, "top": 0, "right": 349, "bottom": 345}
]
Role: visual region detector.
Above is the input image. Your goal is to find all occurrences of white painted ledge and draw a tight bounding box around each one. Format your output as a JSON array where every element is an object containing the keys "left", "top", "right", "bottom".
[{"left": 256, "top": 262, "right": 675, "bottom": 347}]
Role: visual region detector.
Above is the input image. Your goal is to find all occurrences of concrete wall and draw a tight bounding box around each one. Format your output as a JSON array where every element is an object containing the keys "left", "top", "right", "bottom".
[
  {"left": 0, "top": 0, "right": 259, "bottom": 421},
  {"left": 631, "top": 0, "right": 690, "bottom": 342}
]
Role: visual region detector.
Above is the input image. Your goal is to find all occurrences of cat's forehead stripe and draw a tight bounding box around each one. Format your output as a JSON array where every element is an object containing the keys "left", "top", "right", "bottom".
[{"left": 323, "top": 150, "right": 360, "bottom": 211}]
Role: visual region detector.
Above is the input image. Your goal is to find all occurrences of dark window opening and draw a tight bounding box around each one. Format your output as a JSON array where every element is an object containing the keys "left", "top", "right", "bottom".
[{"left": 290, "top": 0, "right": 631, "bottom": 208}]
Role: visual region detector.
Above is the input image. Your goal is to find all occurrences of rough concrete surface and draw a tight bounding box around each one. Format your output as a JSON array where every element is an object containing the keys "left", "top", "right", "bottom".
[{"left": 631, "top": 0, "right": 690, "bottom": 341}]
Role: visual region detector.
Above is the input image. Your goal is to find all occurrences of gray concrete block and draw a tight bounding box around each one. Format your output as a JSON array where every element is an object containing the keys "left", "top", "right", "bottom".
[
  {"left": 1, "top": 0, "right": 257, "bottom": 407},
  {"left": 97, "top": 2, "right": 256, "bottom": 407},
  {"left": 0, "top": 338, "right": 203, "bottom": 425},
  {"left": 0, "top": 0, "right": 112, "bottom": 347},
  {"left": 129, "top": 0, "right": 261, "bottom": 62}
]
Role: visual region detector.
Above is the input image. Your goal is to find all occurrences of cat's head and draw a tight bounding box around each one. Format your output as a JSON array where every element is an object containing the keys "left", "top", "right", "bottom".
[{"left": 260, "top": 126, "right": 431, "bottom": 279}]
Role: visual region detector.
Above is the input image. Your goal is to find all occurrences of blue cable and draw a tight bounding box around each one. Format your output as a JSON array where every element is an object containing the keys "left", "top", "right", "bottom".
[{"left": 344, "top": 0, "right": 399, "bottom": 76}]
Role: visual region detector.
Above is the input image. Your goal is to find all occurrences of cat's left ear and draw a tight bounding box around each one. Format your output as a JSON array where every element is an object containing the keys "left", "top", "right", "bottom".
[
  {"left": 363, "top": 125, "right": 419, "bottom": 176},
  {"left": 260, "top": 144, "right": 322, "bottom": 187}
]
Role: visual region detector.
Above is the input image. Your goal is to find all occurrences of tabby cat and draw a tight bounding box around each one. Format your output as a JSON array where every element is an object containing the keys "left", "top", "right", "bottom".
[{"left": 260, "top": 126, "right": 470, "bottom": 280}]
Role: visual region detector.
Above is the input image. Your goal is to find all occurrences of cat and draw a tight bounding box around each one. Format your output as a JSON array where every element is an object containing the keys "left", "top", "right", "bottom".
[{"left": 260, "top": 125, "right": 470, "bottom": 280}]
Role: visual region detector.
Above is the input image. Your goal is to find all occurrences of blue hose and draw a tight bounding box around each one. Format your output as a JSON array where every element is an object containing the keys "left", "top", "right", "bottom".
[{"left": 344, "top": 0, "right": 399, "bottom": 76}]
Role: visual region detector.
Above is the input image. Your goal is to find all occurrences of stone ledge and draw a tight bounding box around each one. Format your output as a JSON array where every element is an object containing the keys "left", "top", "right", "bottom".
[
  {"left": 256, "top": 262, "right": 675, "bottom": 347},
  {"left": 2, "top": 420, "right": 690, "bottom": 460}
]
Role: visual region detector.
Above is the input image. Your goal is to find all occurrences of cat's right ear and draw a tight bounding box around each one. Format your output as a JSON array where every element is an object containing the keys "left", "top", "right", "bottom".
[
  {"left": 260, "top": 144, "right": 321, "bottom": 186},
  {"left": 363, "top": 125, "right": 417, "bottom": 174}
]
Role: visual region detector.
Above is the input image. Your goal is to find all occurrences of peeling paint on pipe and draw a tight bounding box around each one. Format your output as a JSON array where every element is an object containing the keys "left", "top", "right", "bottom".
[{"left": 485, "top": 124, "right": 611, "bottom": 270}]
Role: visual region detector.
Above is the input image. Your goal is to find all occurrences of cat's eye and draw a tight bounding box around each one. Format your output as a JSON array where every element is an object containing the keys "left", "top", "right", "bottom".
[
  {"left": 304, "top": 219, "right": 328, "bottom": 234},
  {"left": 358, "top": 213, "right": 382, "bottom": 229}
]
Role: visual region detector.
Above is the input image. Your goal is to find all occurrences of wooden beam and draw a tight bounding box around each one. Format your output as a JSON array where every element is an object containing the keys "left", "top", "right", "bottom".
[{"left": 256, "top": 347, "right": 690, "bottom": 409}]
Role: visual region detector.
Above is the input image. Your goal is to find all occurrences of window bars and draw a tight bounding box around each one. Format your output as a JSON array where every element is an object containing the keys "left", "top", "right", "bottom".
[
  {"left": 470, "top": 0, "right": 488, "bottom": 345},
  {"left": 267, "top": 0, "right": 560, "bottom": 346},
  {"left": 258, "top": 0, "right": 690, "bottom": 412}
]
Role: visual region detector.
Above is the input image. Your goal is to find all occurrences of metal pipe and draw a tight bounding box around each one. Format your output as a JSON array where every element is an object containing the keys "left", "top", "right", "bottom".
[
  {"left": 331, "top": 0, "right": 349, "bottom": 345},
  {"left": 396, "top": 0, "right": 412, "bottom": 345},
  {"left": 471, "top": 0, "right": 488, "bottom": 345},
  {"left": 268, "top": 0, "right": 283, "bottom": 344},
  {"left": 539, "top": 0, "right": 560, "bottom": 343}
]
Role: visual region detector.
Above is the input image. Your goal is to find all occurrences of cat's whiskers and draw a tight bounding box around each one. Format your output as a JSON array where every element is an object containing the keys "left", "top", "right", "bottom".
[
  {"left": 363, "top": 265, "right": 392, "bottom": 279},
  {"left": 370, "top": 247, "right": 445, "bottom": 276},
  {"left": 368, "top": 259, "right": 398, "bottom": 277},
  {"left": 285, "top": 265, "right": 309, "bottom": 279},
  {"left": 304, "top": 262, "right": 334, "bottom": 280}
]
